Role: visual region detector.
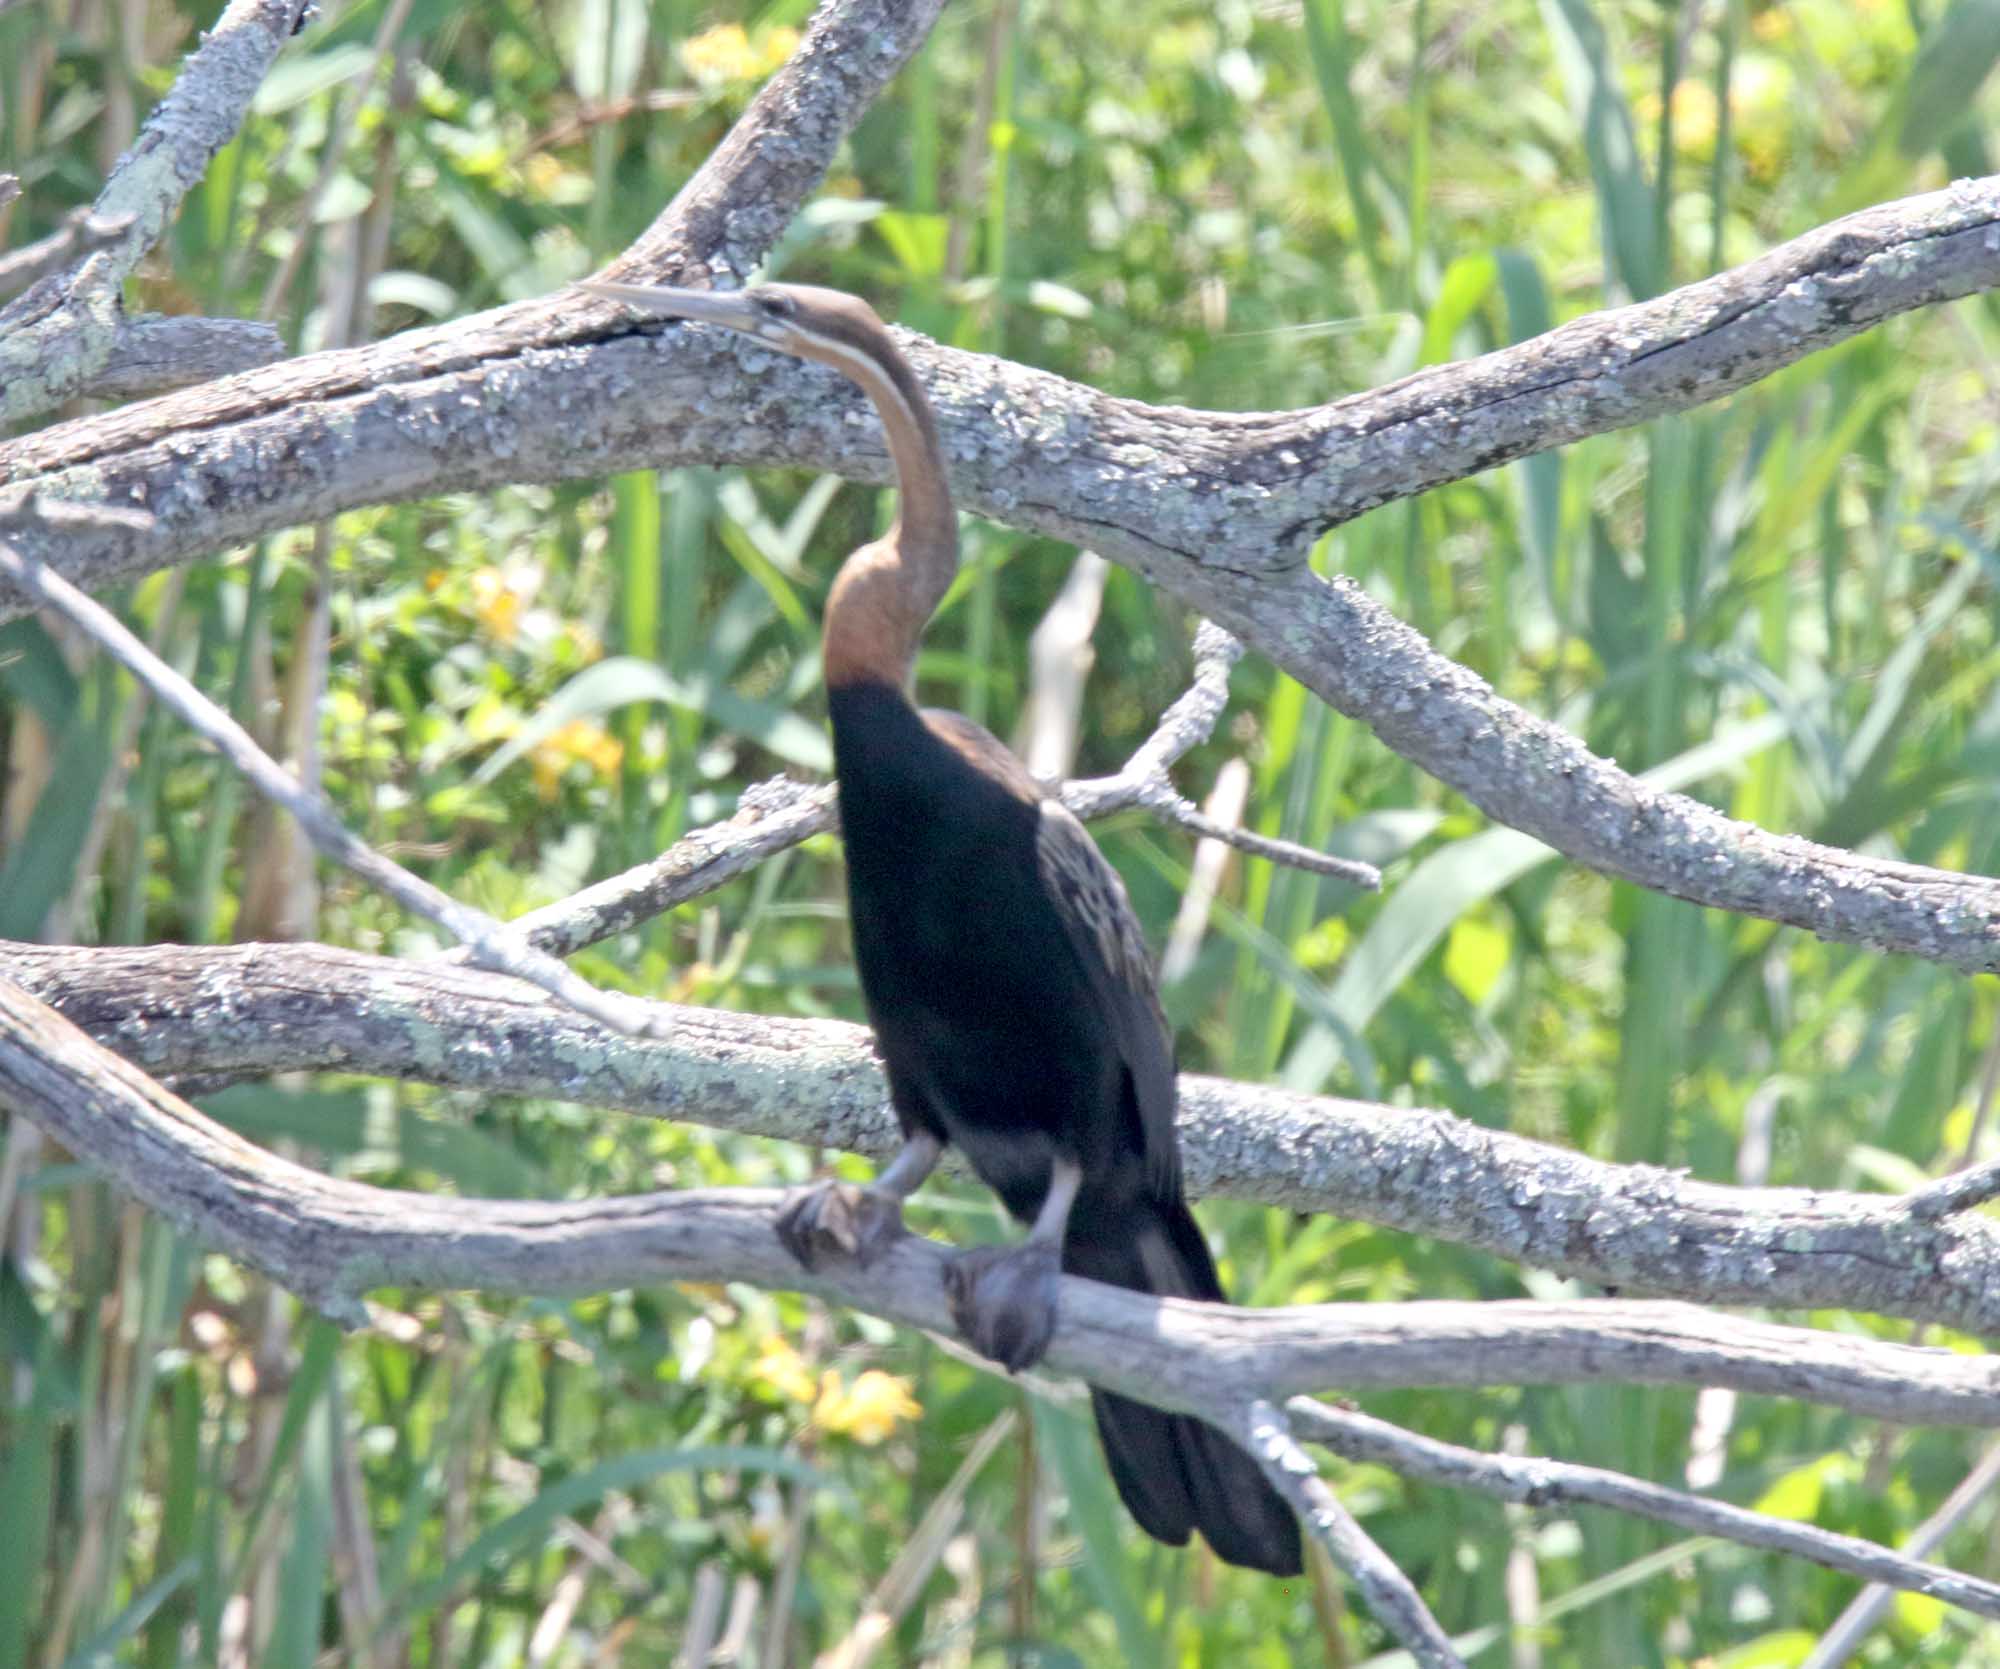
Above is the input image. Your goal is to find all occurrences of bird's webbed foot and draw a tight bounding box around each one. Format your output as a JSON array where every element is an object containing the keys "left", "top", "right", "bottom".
[
  {"left": 943, "top": 1241, "right": 1062, "bottom": 1373},
  {"left": 774, "top": 1180, "right": 908, "bottom": 1271}
]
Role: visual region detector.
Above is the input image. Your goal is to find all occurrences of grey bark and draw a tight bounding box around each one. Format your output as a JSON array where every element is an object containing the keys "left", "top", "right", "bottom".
[
  {"left": 1290, "top": 1400, "right": 2000, "bottom": 1623},
  {"left": 6, "top": 968, "right": 1998, "bottom": 1435},
  {"left": 81, "top": 315, "right": 286, "bottom": 400},
  {"left": 9, "top": 937, "right": 1999, "bottom": 1337},
  {"left": 8, "top": 181, "right": 2000, "bottom": 967},
  {"left": 0, "top": 0, "right": 308, "bottom": 421}
]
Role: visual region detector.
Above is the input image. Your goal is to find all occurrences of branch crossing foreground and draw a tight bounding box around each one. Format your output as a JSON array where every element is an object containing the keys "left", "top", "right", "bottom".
[{"left": 4, "top": 0, "right": 2000, "bottom": 1655}]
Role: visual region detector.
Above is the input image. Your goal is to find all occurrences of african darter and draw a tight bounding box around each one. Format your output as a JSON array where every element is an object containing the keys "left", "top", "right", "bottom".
[{"left": 584, "top": 277, "right": 1302, "bottom": 1578}]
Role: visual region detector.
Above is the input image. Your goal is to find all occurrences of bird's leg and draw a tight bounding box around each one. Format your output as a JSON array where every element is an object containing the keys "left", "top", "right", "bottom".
[
  {"left": 942, "top": 1157, "right": 1082, "bottom": 1373},
  {"left": 775, "top": 1127, "right": 942, "bottom": 1272}
]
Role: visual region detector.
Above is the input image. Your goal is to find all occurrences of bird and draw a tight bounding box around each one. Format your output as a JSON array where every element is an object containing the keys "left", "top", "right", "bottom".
[{"left": 582, "top": 275, "right": 1303, "bottom": 1578}]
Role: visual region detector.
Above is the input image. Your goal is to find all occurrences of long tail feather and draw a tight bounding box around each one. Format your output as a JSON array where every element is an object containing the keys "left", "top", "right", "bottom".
[{"left": 1063, "top": 1199, "right": 1303, "bottom": 1577}]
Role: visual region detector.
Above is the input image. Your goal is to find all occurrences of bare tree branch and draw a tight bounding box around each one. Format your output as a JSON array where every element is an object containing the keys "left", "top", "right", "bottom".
[
  {"left": 7, "top": 0, "right": 1992, "bottom": 1636},
  {"left": 8, "top": 179, "right": 2000, "bottom": 966},
  {"left": 35, "top": 979, "right": 2000, "bottom": 1433},
  {"left": 1289, "top": 1401, "right": 2000, "bottom": 1624},
  {"left": 0, "top": 0, "right": 307, "bottom": 421},
  {"left": 1060, "top": 622, "right": 1379, "bottom": 886},
  {"left": 11, "top": 963, "right": 2000, "bottom": 1653},
  {"left": 0, "top": 0, "right": 945, "bottom": 493},
  {"left": 1801, "top": 1439, "right": 2000, "bottom": 1667},
  {"left": 10, "top": 938, "right": 2000, "bottom": 1338},
  {"left": 0, "top": 206, "right": 133, "bottom": 303},
  {"left": 1239, "top": 1399, "right": 1466, "bottom": 1666},
  {"left": 465, "top": 620, "right": 1373, "bottom": 969},
  {"left": 473, "top": 776, "right": 839, "bottom": 961},
  {"left": 80, "top": 314, "right": 287, "bottom": 399},
  {"left": 611, "top": 0, "right": 950, "bottom": 284},
  {"left": 1903, "top": 1154, "right": 2000, "bottom": 1220},
  {"left": 0, "top": 522, "right": 660, "bottom": 1039}
]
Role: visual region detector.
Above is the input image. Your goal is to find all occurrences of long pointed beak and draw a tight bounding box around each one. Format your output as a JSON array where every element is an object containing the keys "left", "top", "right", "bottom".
[{"left": 577, "top": 278, "right": 762, "bottom": 331}]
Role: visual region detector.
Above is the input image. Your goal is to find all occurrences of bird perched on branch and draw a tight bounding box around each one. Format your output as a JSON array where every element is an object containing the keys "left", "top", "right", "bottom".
[{"left": 583, "top": 275, "right": 1302, "bottom": 1578}]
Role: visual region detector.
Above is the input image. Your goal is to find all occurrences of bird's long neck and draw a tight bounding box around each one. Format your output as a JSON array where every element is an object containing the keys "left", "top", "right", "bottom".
[{"left": 813, "top": 329, "right": 957, "bottom": 692}]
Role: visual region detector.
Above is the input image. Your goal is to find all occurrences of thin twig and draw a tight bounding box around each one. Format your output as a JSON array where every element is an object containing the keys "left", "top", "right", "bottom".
[
  {"left": 1237, "top": 1400, "right": 1464, "bottom": 1667},
  {"left": 1290, "top": 1399, "right": 2000, "bottom": 1623},
  {"left": 470, "top": 622, "right": 1374, "bottom": 969},
  {"left": 1062, "top": 624, "right": 1380, "bottom": 889},
  {"left": 450, "top": 777, "right": 837, "bottom": 962},
  {"left": 0, "top": 207, "right": 133, "bottom": 303},
  {"left": 0, "top": 519, "right": 660, "bottom": 1038},
  {"left": 1800, "top": 1438, "right": 2000, "bottom": 1669},
  {"left": 1135, "top": 778, "right": 1378, "bottom": 885},
  {"left": 1805, "top": 1439, "right": 2000, "bottom": 1664}
]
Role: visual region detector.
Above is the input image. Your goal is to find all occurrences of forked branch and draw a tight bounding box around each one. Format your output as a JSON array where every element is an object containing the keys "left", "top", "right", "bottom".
[
  {"left": 11, "top": 937, "right": 2000, "bottom": 1336},
  {"left": 5, "top": 974, "right": 2000, "bottom": 1644}
]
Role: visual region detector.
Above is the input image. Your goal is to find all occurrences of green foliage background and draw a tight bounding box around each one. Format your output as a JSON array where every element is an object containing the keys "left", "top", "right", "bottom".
[{"left": 5, "top": 0, "right": 2000, "bottom": 1663}]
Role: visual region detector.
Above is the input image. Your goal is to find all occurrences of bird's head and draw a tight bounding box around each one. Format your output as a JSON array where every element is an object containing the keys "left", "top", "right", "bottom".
[{"left": 579, "top": 278, "right": 886, "bottom": 366}]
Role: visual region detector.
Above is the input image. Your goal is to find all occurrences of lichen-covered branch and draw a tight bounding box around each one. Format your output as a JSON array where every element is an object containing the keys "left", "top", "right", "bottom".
[
  {"left": 9, "top": 970, "right": 2000, "bottom": 1638},
  {"left": 79, "top": 315, "right": 286, "bottom": 400},
  {"left": 0, "top": 0, "right": 306, "bottom": 421},
  {"left": 0, "top": 0, "right": 947, "bottom": 489},
  {"left": 0, "top": 204, "right": 131, "bottom": 303},
  {"left": 9, "top": 179, "right": 2000, "bottom": 966},
  {"left": 9, "top": 937, "right": 2000, "bottom": 1336}
]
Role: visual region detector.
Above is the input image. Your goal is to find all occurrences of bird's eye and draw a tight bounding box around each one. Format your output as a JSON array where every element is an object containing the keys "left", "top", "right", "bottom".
[{"left": 753, "top": 292, "right": 795, "bottom": 321}]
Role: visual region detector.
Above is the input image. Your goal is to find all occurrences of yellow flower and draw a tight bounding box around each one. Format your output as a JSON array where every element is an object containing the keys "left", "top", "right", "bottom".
[
  {"left": 812, "top": 1368, "right": 922, "bottom": 1445},
  {"left": 756, "top": 26, "right": 799, "bottom": 73},
  {"left": 681, "top": 22, "right": 755, "bottom": 78},
  {"left": 521, "top": 151, "right": 589, "bottom": 205},
  {"left": 468, "top": 567, "right": 521, "bottom": 643},
  {"left": 529, "top": 718, "right": 625, "bottom": 799},
  {"left": 680, "top": 21, "right": 798, "bottom": 83},
  {"left": 752, "top": 1334, "right": 819, "bottom": 1404},
  {"left": 1671, "top": 80, "right": 1719, "bottom": 154}
]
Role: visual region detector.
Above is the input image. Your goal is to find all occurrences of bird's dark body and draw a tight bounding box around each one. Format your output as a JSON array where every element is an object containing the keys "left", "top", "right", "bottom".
[
  {"left": 832, "top": 682, "right": 1133, "bottom": 1217},
  {"left": 830, "top": 680, "right": 1303, "bottom": 1578}
]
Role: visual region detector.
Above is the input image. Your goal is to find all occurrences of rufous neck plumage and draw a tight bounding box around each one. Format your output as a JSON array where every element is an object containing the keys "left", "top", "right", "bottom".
[{"left": 793, "top": 321, "right": 957, "bottom": 691}]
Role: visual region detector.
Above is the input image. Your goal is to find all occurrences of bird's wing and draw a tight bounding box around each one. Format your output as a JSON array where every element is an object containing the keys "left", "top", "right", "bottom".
[{"left": 1033, "top": 798, "right": 1182, "bottom": 1198}]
